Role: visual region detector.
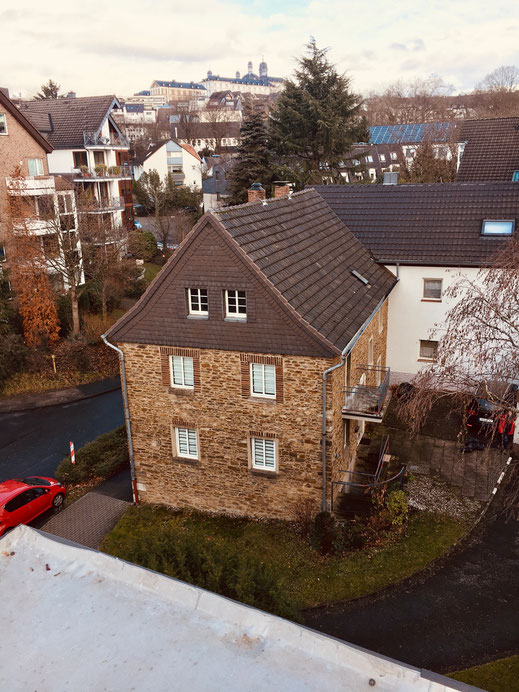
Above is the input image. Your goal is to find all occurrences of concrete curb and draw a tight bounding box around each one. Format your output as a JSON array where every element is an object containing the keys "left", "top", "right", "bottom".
[
  {"left": 304, "top": 453, "right": 515, "bottom": 616},
  {"left": 0, "top": 377, "right": 121, "bottom": 414}
]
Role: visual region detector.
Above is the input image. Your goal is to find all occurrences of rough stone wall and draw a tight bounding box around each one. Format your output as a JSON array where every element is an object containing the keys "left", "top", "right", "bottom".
[
  {"left": 121, "top": 342, "right": 333, "bottom": 520},
  {"left": 0, "top": 110, "right": 49, "bottom": 245}
]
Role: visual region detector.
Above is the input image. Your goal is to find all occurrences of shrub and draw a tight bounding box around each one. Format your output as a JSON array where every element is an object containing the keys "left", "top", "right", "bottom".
[
  {"left": 384, "top": 489, "right": 409, "bottom": 526},
  {"left": 293, "top": 497, "right": 318, "bottom": 537},
  {"left": 113, "top": 521, "right": 299, "bottom": 621},
  {"left": 56, "top": 294, "right": 73, "bottom": 337},
  {"left": 54, "top": 336, "right": 91, "bottom": 373},
  {"left": 124, "top": 277, "right": 147, "bottom": 299},
  {"left": 339, "top": 522, "right": 367, "bottom": 551},
  {"left": 128, "top": 229, "right": 158, "bottom": 263},
  {"left": 55, "top": 426, "right": 128, "bottom": 485},
  {"left": 0, "top": 333, "right": 27, "bottom": 387},
  {"left": 311, "top": 511, "right": 337, "bottom": 555}
]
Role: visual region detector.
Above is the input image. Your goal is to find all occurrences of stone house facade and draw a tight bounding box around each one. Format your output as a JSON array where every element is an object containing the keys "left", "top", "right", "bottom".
[{"left": 107, "top": 189, "right": 396, "bottom": 520}]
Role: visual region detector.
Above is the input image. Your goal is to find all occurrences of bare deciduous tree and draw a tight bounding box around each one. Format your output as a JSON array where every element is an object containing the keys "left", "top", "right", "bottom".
[{"left": 476, "top": 65, "right": 519, "bottom": 93}]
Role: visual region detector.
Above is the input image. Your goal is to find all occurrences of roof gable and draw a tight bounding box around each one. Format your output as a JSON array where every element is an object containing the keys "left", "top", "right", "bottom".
[
  {"left": 107, "top": 215, "right": 339, "bottom": 357},
  {"left": 0, "top": 90, "right": 52, "bottom": 152}
]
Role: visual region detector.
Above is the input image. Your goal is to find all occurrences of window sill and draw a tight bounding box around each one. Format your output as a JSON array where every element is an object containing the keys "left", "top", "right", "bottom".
[
  {"left": 248, "top": 396, "right": 277, "bottom": 405},
  {"left": 187, "top": 314, "right": 208, "bottom": 320},
  {"left": 172, "top": 456, "right": 201, "bottom": 467},
  {"left": 249, "top": 468, "right": 278, "bottom": 479},
  {"left": 224, "top": 316, "right": 247, "bottom": 323},
  {"left": 417, "top": 358, "right": 437, "bottom": 363},
  {"left": 169, "top": 387, "right": 195, "bottom": 396},
  {"left": 421, "top": 299, "right": 442, "bottom": 303}
]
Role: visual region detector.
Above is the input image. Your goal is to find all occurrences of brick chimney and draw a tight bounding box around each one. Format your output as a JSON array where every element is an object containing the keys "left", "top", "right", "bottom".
[
  {"left": 248, "top": 182, "right": 266, "bottom": 203},
  {"left": 273, "top": 181, "right": 291, "bottom": 198}
]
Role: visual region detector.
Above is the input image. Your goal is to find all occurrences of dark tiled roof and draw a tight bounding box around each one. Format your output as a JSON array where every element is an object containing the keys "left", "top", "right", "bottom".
[
  {"left": 314, "top": 182, "right": 519, "bottom": 267},
  {"left": 0, "top": 90, "right": 52, "bottom": 152},
  {"left": 107, "top": 190, "right": 396, "bottom": 355},
  {"left": 213, "top": 189, "right": 396, "bottom": 351},
  {"left": 19, "top": 96, "right": 119, "bottom": 149},
  {"left": 456, "top": 117, "right": 519, "bottom": 182}
]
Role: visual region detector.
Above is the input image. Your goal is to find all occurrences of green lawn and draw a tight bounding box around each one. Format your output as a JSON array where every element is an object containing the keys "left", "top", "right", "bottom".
[
  {"left": 144, "top": 262, "right": 162, "bottom": 283},
  {"left": 450, "top": 655, "right": 519, "bottom": 692},
  {"left": 101, "top": 505, "right": 467, "bottom": 610}
]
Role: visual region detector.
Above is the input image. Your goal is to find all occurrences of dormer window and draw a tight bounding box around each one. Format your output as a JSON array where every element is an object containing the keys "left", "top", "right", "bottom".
[
  {"left": 188, "top": 288, "right": 208, "bottom": 316},
  {"left": 224, "top": 290, "right": 246, "bottom": 320},
  {"left": 481, "top": 220, "right": 515, "bottom": 236}
]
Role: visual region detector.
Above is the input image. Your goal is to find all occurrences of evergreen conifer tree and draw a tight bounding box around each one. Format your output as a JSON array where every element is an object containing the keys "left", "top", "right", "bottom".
[
  {"left": 227, "top": 108, "right": 271, "bottom": 205},
  {"left": 270, "top": 41, "right": 368, "bottom": 184}
]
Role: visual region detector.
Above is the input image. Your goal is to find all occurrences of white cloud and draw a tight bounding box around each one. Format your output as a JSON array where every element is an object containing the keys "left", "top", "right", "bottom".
[{"left": 0, "top": 0, "right": 518, "bottom": 98}]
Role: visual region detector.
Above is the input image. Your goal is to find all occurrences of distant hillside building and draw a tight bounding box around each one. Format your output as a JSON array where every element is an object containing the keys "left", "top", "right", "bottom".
[
  {"left": 200, "top": 60, "right": 284, "bottom": 97},
  {"left": 149, "top": 80, "right": 207, "bottom": 103}
]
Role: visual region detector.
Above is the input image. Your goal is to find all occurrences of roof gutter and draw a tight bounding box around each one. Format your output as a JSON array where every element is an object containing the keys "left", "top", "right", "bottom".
[
  {"left": 101, "top": 333, "right": 139, "bottom": 504},
  {"left": 320, "top": 292, "right": 393, "bottom": 512}
]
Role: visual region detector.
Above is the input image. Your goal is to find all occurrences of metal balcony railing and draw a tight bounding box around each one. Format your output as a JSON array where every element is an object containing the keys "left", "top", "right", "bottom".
[
  {"left": 83, "top": 131, "right": 129, "bottom": 148},
  {"left": 78, "top": 196, "right": 125, "bottom": 212},
  {"left": 343, "top": 365, "right": 390, "bottom": 420},
  {"left": 72, "top": 165, "right": 132, "bottom": 179}
]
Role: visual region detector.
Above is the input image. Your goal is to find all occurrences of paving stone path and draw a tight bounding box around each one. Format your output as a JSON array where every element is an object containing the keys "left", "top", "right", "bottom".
[{"left": 40, "top": 492, "right": 130, "bottom": 549}]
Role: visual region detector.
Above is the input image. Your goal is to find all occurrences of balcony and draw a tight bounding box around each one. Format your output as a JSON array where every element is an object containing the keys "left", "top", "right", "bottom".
[
  {"left": 342, "top": 365, "right": 391, "bottom": 422},
  {"left": 6, "top": 176, "right": 56, "bottom": 195},
  {"left": 78, "top": 196, "right": 125, "bottom": 213},
  {"left": 72, "top": 165, "right": 132, "bottom": 181},
  {"left": 83, "top": 131, "right": 129, "bottom": 148}
]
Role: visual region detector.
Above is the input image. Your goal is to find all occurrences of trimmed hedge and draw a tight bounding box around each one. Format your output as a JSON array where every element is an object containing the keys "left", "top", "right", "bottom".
[
  {"left": 107, "top": 518, "right": 300, "bottom": 621},
  {"left": 55, "top": 426, "right": 129, "bottom": 485}
]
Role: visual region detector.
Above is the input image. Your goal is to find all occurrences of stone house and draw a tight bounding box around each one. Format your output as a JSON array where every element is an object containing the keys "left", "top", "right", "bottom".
[{"left": 106, "top": 187, "right": 396, "bottom": 520}]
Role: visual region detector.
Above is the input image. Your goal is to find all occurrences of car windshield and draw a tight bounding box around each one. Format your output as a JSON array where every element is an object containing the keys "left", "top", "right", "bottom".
[{"left": 14, "top": 477, "right": 51, "bottom": 486}]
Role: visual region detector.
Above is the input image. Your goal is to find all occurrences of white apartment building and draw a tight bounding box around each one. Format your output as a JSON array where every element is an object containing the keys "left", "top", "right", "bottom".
[{"left": 132, "top": 139, "right": 202, "bottom": 190}]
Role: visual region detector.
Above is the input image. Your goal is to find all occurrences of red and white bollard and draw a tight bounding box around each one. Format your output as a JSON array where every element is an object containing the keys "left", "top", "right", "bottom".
[{"left": 70, "top": 441, "right": 75, "bottom": 465}]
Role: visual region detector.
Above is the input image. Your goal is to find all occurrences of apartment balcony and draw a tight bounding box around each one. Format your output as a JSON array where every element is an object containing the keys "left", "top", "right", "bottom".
[
  {"left": 78, "top": 197, "right": 125, "bottom": 213},
  {"left": 6, "top": 176, "right": 56, "bottom": 196},
  {"left": 342, "top": 365, "right": 391, "bottom": 422},
  {"left": 72, "top": 165, "right": 132, "bottom": 181},
  {"left": 169, "top": 172, "right": 185, "bottom": 184},
  {"left": 83, "top": 131, "right": 129, "bottom": 148}
]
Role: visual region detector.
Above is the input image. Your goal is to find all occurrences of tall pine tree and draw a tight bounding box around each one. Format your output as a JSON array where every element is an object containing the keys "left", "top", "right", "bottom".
[
  {"left": 226, "top": 108, "right": 272, "bottom": 206},
  {"left": 270, "top": 41, "right": 368, "bottom": 184}
]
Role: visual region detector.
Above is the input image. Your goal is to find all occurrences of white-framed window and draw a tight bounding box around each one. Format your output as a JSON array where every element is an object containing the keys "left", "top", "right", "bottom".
[
  {"left": 419, "top": 339, "right": 438, "bottom": 361},
  {"left": 367, "top": 336, "right": 374, "bottom": 366},
  {"left": 423, "top": 278, "right": 443, "bottom": 300},
  {"left": 365, "top": 155, "right": 373, "bottom": 163},
  {"left": 390, "top": 152, "right": 398, "bottom": 161},
  {"left": 174, "top": 427, "right": 198, "bottom": 459},
  {"left": 251, "top": 437, "right": 277, "bottom": 471},
  {"left": 0, "top": 113, "right": 7, "bottom": 135},
  {"left": 28, "top": 158, "right": 44, "bottom": 176},
  {"left": 251, "top": 363, "right": 276, "bottom": 398},
  {"left": 188, "top": 288, "right": 208, "bottom": 315},
  {"left": 379, "top": 154, "right": 386, "bottom": 163},
  {"left": 0, "top": 243, "right": 6, "bottom": 262},
  {"left": 481, "top": 220, "right": 515, "bottom": 236},
  {"left": 169, "top": 355, "right": 194, "bottom": 388},
  {"left": 225, "top": 289, "right": 246, "bottom": 319}
]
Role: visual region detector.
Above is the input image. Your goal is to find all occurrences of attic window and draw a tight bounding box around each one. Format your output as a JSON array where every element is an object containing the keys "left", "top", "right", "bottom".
[
  {"left": 481, "top": 220, "right": 515, "bottom": 236},
  {"left": 512, "top": 171, "right": 519, "bottom": 182},
  {"left": 351, "top": 270, "right": 370, "bottom": 286}
]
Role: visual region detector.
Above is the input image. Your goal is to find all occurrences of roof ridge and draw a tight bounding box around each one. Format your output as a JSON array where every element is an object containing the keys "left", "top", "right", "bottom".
[{"left": 214, "top": 188, "right": 314, "bottom": 215}]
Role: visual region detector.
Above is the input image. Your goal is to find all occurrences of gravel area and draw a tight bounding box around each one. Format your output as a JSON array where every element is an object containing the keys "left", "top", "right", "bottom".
[{"left": 408, "top": 475, "right": 482, "bottom": 521}]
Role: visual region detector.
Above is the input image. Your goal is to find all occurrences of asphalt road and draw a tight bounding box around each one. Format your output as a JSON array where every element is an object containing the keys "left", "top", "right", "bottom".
[
  {"left": 305, "top": 492, "right": 519, "bottom": 674},
  {"left": 0, "top": 389, "right": 124, "bottom": 480}
]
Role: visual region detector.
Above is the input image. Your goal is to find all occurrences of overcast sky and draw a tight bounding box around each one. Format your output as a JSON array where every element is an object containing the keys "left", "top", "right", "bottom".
[{"left": 1, "top": 0, "right": 518, "bottom": 99}]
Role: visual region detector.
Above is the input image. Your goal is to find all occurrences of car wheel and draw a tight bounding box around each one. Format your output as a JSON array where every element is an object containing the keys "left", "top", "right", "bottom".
[{"left": 52, "top": 493, "right": 65, "bottom": 511}]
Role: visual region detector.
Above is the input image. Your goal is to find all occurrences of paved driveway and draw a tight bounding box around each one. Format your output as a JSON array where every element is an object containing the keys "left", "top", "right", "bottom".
[{"left": 305, "top": 491, "right": 519, "bottom": 673}]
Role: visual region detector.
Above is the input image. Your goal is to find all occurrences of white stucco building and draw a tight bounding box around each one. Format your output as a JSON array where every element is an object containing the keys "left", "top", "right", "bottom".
[
  {"left": 315, "top": 181, "right": 519, "bottom": 380},
  {"left": 132, "top": 139, "right": 202, "bottom": 190}
]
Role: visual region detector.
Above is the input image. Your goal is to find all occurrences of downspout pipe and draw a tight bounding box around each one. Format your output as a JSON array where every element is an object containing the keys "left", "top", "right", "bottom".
[
  {"left": 320, "top": 294, "right": 391, "bottom": 512},
  {"left": 101, "top": 333, "right": 139, "bottom": 504}
]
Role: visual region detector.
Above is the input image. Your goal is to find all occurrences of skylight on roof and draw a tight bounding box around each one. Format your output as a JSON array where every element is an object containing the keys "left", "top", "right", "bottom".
[
  {"left": 512, "top": 171, "right": 519, "bottom": 182},
  {"left": 481, "top": 220, "right": 515, "bottom": 236}
]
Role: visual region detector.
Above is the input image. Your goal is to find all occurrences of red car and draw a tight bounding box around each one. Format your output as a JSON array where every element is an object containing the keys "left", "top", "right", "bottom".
[{"left": 0, "top": 477, "right": 66, "bottom": 537}]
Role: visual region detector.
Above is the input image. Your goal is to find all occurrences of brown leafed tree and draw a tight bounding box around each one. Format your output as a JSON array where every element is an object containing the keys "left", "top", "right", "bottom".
[{"left": 397, "top": 234, "right": 519, "bottom": 437}]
